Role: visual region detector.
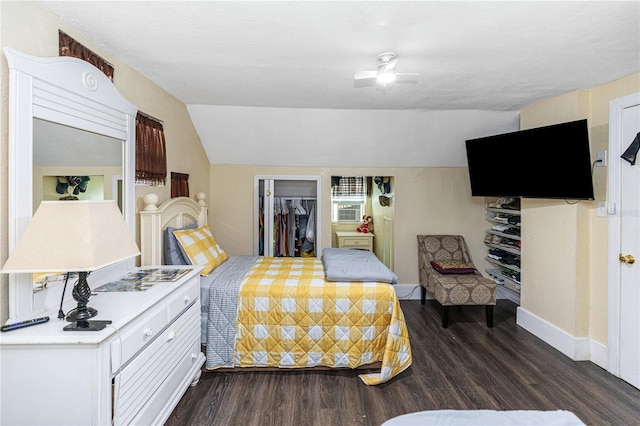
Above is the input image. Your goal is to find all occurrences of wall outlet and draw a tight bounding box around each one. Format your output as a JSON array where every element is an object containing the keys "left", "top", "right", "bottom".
[
  {"left": 596, "top": 151, "right": 607, "bottom": 167},
  {"left": 597, "top": 201, "right": 608, "bottom": 217}
]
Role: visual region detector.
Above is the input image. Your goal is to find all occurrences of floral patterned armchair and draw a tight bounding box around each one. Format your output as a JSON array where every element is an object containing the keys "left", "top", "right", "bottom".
[{"left": 417, "top": 235, "right": 496, "bottom": 328}]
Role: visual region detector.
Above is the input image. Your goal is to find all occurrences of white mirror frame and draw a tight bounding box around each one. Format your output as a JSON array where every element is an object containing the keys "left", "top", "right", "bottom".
[{"left": 4, "top": 48, "right": 138, "bottom": 322}]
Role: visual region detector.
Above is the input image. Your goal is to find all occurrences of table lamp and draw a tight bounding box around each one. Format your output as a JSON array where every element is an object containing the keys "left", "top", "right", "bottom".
[{"left": 1, "top": 200, "right": 140, "bottom": 331}]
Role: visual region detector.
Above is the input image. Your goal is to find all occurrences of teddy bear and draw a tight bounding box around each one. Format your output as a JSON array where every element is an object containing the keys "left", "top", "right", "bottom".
[{"left": 356, "top": 215, "right": 373, "bottom": 233}]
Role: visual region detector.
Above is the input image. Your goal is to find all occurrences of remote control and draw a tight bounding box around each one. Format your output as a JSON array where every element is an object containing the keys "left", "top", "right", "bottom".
[{"left": 1, "top": 316, "right": 50, "bottom": 332}]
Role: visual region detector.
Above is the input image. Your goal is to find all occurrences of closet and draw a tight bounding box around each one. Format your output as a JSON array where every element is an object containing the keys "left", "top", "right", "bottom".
[{"left": 254, "top": 175, "right": 322, "bottom": 257}]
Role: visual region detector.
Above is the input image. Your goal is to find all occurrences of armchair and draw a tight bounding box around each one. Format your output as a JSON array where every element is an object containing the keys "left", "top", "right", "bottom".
[{"left": 417, "top": 235, "right": 496, "bottom": 328}]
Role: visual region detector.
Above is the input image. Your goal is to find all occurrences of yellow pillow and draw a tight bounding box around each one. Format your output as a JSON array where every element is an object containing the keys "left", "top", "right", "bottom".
[{"left": 173, "top": 225, "right": 228, "bottom": 275}]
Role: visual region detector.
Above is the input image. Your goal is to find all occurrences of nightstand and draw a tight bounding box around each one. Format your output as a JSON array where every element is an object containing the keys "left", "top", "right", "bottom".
[{"left": 336, "top": 231, "right": 374, "bottom": 251}]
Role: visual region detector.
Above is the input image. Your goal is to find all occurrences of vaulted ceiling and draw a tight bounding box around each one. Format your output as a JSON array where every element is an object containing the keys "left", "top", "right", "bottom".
[{"left": 38, "top": 1, "right": 640, "bottom": 166}]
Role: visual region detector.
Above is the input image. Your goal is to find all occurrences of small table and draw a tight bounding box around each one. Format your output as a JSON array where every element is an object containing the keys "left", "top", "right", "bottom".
[{"left": 336, "top": 231, "right": 374, "bottom": 251}]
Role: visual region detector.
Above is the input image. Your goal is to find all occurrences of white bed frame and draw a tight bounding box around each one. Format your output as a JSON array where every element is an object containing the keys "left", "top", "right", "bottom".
[{"left": 139, "top": 192, "right": 208, "bottom": 266}]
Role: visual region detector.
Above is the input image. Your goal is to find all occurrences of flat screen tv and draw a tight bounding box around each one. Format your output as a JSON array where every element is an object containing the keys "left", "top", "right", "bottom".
[{"left": 465, "top": 119, "right": 595, "bottom": 200}]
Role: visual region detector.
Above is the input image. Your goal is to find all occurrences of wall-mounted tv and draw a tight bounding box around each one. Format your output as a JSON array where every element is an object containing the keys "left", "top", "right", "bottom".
[{"left": 465, "top": 119, "right": 595, "bottom": 200}]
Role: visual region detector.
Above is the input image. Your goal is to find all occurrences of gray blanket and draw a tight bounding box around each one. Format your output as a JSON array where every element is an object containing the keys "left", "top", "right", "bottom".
[
  {"left": 205, "top": 255, "right": 258, "bottom": 369},
  {"left": 322, "top": 248, "right": 398, "bottom": 284}
]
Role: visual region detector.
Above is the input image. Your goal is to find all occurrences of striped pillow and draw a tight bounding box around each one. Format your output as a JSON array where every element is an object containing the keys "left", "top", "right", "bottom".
[{"left": 173, "top": 225, "right": 228, "bottom": 275}]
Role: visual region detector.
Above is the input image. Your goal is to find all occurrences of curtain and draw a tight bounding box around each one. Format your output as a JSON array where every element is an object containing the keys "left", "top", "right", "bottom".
[
  {"left": 331, "top": 176, "right": 365, "bottom": 200},
  {"left": 135, "top": 113, "right": 167, "bottom": 186},
  {"left": 58, "top": 30, "right": 114, "bottom": 81},
  {"left": 171, "top": 172, "right": 190, "bottom": 198}
]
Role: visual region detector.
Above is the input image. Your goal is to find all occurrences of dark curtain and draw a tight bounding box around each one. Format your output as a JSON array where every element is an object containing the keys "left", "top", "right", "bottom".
[
  {"left": 59, "top": 30, "right": 114, "bottom": 81},
  {"left": 171, "top": 172, "right": 190, "bottom": 198},
  {"left": 135, "top": 113, "right": 167, "bottom": 186}
]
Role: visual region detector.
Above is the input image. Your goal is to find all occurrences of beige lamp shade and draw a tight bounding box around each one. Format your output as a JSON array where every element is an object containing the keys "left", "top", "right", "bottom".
[{"left": 1, "top": 200, "right": 140, "bottom": 273}]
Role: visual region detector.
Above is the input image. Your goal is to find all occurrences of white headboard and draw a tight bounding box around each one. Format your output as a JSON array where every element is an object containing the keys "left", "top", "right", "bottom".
[{"left": 139, "top": 192, "right": 208, "bottom": 266}]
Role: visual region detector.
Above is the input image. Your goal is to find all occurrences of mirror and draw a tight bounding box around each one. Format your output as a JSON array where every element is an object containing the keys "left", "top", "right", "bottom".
[
  {"left": 31, "top": 118, "right": 123, "bottom": 293},
  {"left": 33, "top": 118, "right": 123, "bottom": 207},
  {"left": 4, "top": 48, "right": 137, "bottom": 321}
]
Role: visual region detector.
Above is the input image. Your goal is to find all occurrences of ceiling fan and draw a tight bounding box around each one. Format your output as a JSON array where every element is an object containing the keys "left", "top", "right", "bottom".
[{"left": 354, "top": 52, "right": 419, "bottom": 89}]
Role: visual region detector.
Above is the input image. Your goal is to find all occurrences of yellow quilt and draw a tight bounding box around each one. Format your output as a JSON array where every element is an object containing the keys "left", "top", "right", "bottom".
[{"left": 234, "top": 257, "right": 412, "bottom": 385}]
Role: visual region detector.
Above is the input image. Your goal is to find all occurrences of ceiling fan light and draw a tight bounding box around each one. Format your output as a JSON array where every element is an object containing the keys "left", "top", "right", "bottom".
[{"left": 377, "top": 70, "right": 396, "bottom": 84}]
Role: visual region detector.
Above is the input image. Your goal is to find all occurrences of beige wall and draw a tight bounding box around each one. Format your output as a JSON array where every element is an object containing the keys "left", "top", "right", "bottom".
[
  {"left": 210, "top": 164, "right": 491, "bottom": 285},
  {"left": 0, "top": 2, "right": 210, "bottom": 323},
  {"left": 520, "top": 73, "right": 640, "bottom": 344}
]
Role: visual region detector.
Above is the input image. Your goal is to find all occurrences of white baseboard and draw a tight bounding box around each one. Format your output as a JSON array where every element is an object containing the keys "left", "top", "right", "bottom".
[
  {"left": 590, "top": 339, "right": 608, "bottom": 370},
  {"left": 517, "top": 306, "right": 599, "bottom": 362},
  {"left": 394, "top": 284, "right": 422, "bottom": 300},
  {"left": 401, "top": 291, "right": 609, "bottom": 368}
]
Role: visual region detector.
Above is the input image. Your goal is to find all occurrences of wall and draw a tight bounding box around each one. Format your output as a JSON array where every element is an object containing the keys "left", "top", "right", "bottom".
[
  {"left": 0, "top": 2, "right": 210, "bottom": 323},
  {"left": 519, "top": 73, "right": 640, "bottom": 356},
  {"left": 210, "top": 164, "right": 491, "bottom": 286}
]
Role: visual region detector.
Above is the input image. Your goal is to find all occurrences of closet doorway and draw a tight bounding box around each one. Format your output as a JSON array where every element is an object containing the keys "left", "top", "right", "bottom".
[
  {"left": 254, "top": 175, "right": 321, "bottom": 258},
  {"left": 330, "top": 176, "right": 395, "bottom": 270}
]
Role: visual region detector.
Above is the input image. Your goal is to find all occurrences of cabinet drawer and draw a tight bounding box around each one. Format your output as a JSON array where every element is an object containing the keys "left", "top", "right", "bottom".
[
  {"left": 131, "top": 331, "right": 203, "bottom": 426},
  {"left": 111, "top": 304, "right": 168, "bottom": 373},
  {"left": 116, "top": 304, "right": 201, "bottom": 425},
  {"left": 167, "top": 275, "right": 199, "bottom": 320},
  {"left": 340, "top": 237, "right": 372, "bottom": 249}
]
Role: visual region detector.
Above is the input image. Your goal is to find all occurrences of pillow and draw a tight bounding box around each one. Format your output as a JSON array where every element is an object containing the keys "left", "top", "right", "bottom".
[
  {"left": 173, "top": 225, "right": 229, "bottom": 275},
  {"left": 431, "top": 260, "right": 476, "bottom": 275},
  {"left": 164, "top": 223, "right": 198, "bottom": 265}
]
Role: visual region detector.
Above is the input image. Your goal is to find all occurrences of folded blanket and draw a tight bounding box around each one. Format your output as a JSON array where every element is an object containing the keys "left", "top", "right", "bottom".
[{"left": 322, "top": 247, "right": 398, "bottom": 284}]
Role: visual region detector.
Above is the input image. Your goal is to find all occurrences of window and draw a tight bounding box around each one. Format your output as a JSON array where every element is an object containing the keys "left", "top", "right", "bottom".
[
  {"left": 135, "top": 113, "right": 167, "bottom": 186},
  {"left": 331, "top": 176, "right": 366, "bottom": 222},
  {"left": 171, "top": 172, "right": 189, "bottom": 198},
  {"left": 59, "top": 30, "right": 114, "bottom": 81}
]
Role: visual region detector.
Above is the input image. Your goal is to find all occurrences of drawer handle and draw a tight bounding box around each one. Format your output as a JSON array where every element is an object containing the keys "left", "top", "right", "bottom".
[
  {"left": 143, "top": 327, "right": 154, "bottom": 337},
  {"left": 191, "top": 353, "right": 198, "bottom": 360},
  {"left": 167, "top": 331, "right": 176, "bottom": 341},
  {"left": 184, "top": 295, "right": 191, "bottom": 304}
]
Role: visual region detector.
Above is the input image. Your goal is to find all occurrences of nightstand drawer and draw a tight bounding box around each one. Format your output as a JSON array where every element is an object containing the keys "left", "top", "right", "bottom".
[
  {"left": 336, "top": 231, "right": 374, "bottom": 252},
  {"left": 340, "top": 237, "right": 372, "bottom": 248}
]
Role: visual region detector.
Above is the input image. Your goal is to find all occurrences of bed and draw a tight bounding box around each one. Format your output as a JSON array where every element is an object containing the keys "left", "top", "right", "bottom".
[{"left": 139, "top": 193, "right": 412, "bottom": 385}]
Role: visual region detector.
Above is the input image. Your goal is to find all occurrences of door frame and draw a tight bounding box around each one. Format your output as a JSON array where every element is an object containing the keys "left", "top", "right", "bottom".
[
  {"left": 253, "top": 174, "right": 322, "bottom": 257},
  {"left": 607, "top": 92, "right": 640, "bottom": 377}
]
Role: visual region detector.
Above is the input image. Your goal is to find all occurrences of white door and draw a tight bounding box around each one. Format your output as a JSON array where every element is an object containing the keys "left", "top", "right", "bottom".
[{"left": 608, "top": 93, "right": 640, "bottom": 389}]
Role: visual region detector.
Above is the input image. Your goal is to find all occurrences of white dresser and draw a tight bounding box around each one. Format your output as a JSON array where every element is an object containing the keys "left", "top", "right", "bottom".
[{"left": 0, "top": 266, "right": 205, "bottom": 426}]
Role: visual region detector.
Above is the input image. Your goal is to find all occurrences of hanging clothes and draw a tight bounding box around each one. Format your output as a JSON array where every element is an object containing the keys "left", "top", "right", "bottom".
[
  {"left": 300, "top": 200, "right": 316, "bottom": 256},
  {"left": 260, "top": 196, "right": 316, "bottom": 257}
]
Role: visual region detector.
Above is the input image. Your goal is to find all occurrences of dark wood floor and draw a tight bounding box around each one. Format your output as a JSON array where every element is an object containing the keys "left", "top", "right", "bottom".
[{"left": 165, "top": 300, "right": 640, "bottom": 426}]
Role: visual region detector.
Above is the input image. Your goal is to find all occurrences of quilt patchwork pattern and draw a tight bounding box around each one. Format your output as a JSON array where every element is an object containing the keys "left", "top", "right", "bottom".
[{"left": 234, "top": 257, "right": 412, "bottom": 385}]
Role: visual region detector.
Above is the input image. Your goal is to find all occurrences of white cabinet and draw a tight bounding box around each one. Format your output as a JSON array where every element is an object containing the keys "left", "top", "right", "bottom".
[
  {"left": 484, "top": 201, "right": 521, "bottom": 304},
  {"left": 0, "top": 267, "right": 205, "bottom": 426},
  {"left": 254, "top": 175, "right": 322, "bottom": 257}
]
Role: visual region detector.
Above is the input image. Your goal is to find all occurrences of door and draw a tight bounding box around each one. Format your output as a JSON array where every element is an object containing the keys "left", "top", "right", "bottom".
[{"left": 608, "top": 92, "right": 640, "bottom": 389}]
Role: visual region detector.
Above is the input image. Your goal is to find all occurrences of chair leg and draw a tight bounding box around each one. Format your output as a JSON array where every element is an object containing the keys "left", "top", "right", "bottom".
[
  {"left": 485, "top": 305, "right": 494, "bottom": 328},
  {"left": 420, "top": 286, "right": 426, "bottom": 304},
  {"left": 442, "top": 305, "right": 450, "bottom": 328}
]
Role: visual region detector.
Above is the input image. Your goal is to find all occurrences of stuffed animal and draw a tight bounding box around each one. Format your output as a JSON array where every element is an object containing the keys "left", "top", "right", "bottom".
[{"left": 356, "top": 215, "right": 373, "bottom": 233}]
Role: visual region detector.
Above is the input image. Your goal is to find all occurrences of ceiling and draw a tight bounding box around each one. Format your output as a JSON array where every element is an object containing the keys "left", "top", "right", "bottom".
[
  {"left": 38, "top": 1, "right": 640, "bottom": 112},
  {"left": 35, "top": 1, "right": 640, "bottom": 168}
]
